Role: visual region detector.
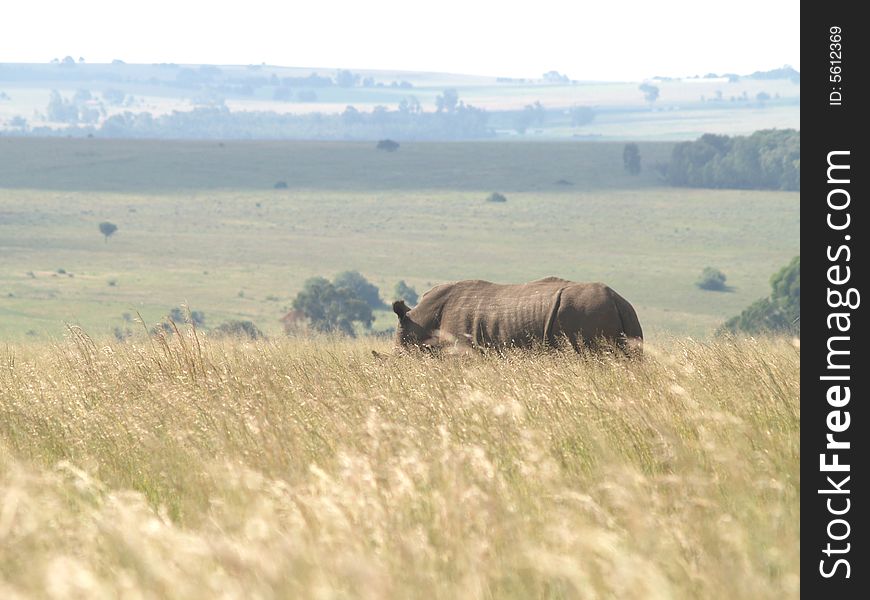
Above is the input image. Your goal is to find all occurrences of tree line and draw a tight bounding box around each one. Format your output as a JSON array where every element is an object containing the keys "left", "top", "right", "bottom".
[
  {"left": 661, "top": 129, "right": 799, "bottom": 191},
  {"left": 17, "top": 89, "right": 492, "bottom": 141}
]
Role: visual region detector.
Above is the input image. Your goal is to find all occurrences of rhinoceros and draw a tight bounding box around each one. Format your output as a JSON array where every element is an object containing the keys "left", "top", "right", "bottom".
[{"left": 392, "top": 277, "right": 642, "bottom": 356}]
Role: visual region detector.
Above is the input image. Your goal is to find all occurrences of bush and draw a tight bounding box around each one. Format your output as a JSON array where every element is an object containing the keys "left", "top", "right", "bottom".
[
  {"left": 487, "top": 192, "right": 507, "bottom": 203},
  {"left": 333, "top": 271, "right": 384, "bottom": 309},
  {"left": 213, "top": 320, "right": 265, "bottom": 340},
  {"left": 273, "top": 181, "right": 288, "bottom": 189},
  {"left": 696, "top": 267, "right": 728, "bottom": 291},
  {"left": 169, "top": 307, "right": 205, "bottom": 326},
  {"left": 292, "top": 277, "right": 373, "bottom": 337},
  {"left": 723, "top": 257, "right": 799, "bottom": 334},
  {"left": 376, "top": 139, "right": 400, "bottom": 152}
]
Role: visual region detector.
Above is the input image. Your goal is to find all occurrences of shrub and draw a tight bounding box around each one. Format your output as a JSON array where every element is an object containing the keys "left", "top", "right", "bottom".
[
  {"left": 723, "top": 256, "right": 799, "bottom": 334},
  {"left": 273, "top": 181, "right": 288, "bottom": 189},
  {"left": 696, "top": 267, "right": 728, "bottom": 291},
  {"left": 292, "top": 277, "right": 373, "bottom": 337},
  {"left": 213, "top": 320, "right": 265, "bottom": 340},
  {"left": 333, "top": 271, "right": 384, "bottom": 310},
  {"left": 169, "top": 307, "right": 205, "bottom": 326},
  {"left": 112, "top": 326, "right": 132, "bottom": 342},
  {"left": 487, "top": 192, "right": 507, "bottom": 203},
  {"left": 376, "top": 139, "right": 400, "bottom": 152}
]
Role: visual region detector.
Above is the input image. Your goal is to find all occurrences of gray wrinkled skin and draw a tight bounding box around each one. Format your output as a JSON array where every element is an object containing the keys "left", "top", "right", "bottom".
[{"left": 393, "top": 277, "right": 643, "bottom": 356}]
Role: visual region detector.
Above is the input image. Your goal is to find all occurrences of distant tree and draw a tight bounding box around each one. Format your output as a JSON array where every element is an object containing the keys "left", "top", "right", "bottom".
[
  {"left": 46, "top": 90, "right": 79, "bottom": 123},
  {"left": 756, "top": 91, "right": 771, "bottom": 104},
  {"left": 292, "top": 277, "right": 373, "bottom": 336},
  {"left": 696, "top": 267, "right": 728, "bottom": 291},
  {"left": 78, "top": 105, "right": 100, "bottom": 124},
  {"left": 722, "top": 257, "right": 800, "bottom": 334},
  {"left": 435, "top": 89, "right": 459, "bottom": 113},
  {"left": 213, "top": 320, "right": 264, "bottom": 340},
  {"left": 371, "top": 105, "right": 389, "bottom": 125},
  {"left": 514, "top": 102, "right": 544, "bottom": 134},
  {"left": 102, "top": 89, "right": 126, "bottom": 106},
  {"left": 639, "top": 82, "right": 660, "bottom": 105},
  {"left": 7, "top": 116, "right": 27, "bottom": 130},
  {"left": 61, "top": 56, "right": 76, "bottom": 67},
  {"left": 663, "top": 129, "right": 799, "bottom": 191},
  {"left": 342, "top": 105, "right": 362, "bottom": 125},
  {"left": 333, "top": 271, "right": 384, "bottom": 309},
  {"left": 569, "top": 106, "right": 595, "bottom": 126},
  {"left": 376, "top": 139, "right": 400, "bottom": 152},
  {"left": 398, "top": 96, "right": 422, "bottom": 114},
  {"left": 297, "top": 90, "right": 318, "bottom": 102},
  {"left": 527, "top": 101, "right": 545, "bottom": 126},
  {"left": 542, "top": 70, "right": 570, "bottom": 83},
  {"left": 98, "top": 221, "right": 118, "bottom": 243},
  {"left": 65, "top": 89, "right": 492, "bottom": 141},
  {"left": 747, "top": 65, "right": 800, "bottom": 82},
  {"left": 623, "top": 143, "right": 641, "bottom": 175},
  {"left": 274, "top": 180, "right": 288, "bottom": 189},
  {"left": 513, "top": 111, "right": 532, "bottom": 135},
  {"left": 487, "top": 192, "right": 507, "bottom": 203},
  {"left": 335, "top": 69, "right": 360, "bottom": 88},
  {"left": 393, "top": 280, "right": 418, "bottom": 306}
]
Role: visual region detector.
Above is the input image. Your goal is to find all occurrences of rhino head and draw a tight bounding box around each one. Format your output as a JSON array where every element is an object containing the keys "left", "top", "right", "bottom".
[{"left": 392, "top": 300, "right": 428, "bottom": 349}]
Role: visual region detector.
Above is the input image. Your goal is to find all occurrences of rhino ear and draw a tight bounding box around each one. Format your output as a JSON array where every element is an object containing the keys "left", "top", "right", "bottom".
[{"left": 392, "top": 300, "right": 411, "bottom": 320}]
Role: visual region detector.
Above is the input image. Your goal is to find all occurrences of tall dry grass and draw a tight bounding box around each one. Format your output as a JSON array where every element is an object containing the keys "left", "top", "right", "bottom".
[{"left": 1, "top": 330, "right": 799, "bottom": 599}]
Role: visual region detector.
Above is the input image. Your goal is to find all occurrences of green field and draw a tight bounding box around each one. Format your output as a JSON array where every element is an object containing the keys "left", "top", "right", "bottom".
[{"left": 0, "top": 138, "right": 799, "bottom": 341}]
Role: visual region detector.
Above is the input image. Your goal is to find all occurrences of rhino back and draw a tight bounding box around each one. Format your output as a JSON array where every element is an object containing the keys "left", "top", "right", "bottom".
[{"left": 418, "top": 280, "right": 566, "bottom": 347}]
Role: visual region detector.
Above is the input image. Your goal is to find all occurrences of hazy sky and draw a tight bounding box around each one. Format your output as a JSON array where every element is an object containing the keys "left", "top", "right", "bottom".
[{"left": 3, "top": 1, "right": 799, "bottom": 80}]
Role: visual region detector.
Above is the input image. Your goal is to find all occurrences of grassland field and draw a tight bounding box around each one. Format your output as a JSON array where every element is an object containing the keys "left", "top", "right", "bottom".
[
  {"left": 0, "top": 129, "right": 801, "bottom": 598},
  {"left": 0, "top": 139, "right": 800, "bottom": 339},
  {"left": 0, "top": 333, "right": 800, "bottom": 598},
  {"left": 1, "top": 138, "right": 799, "bottom": 341}
]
